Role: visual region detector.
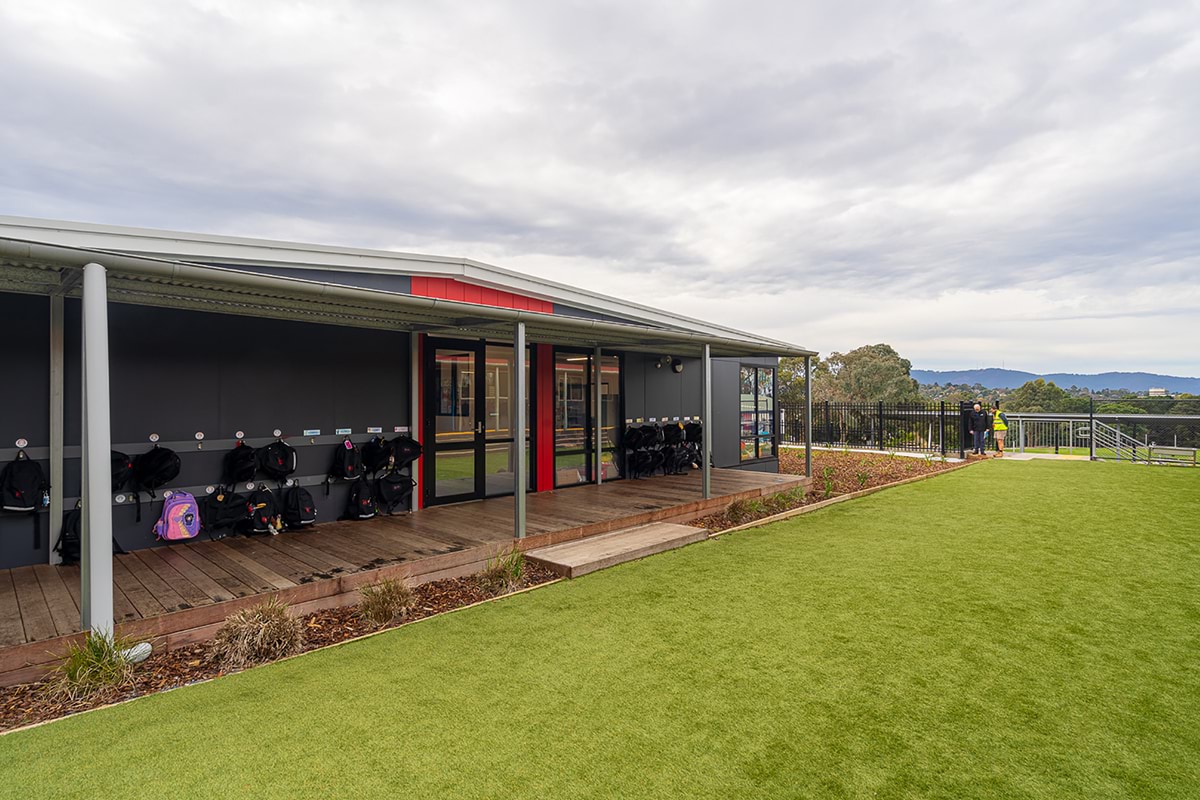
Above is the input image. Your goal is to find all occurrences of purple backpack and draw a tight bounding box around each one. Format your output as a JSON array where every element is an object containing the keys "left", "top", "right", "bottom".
[{"left": 153, "top": 491, "right": 201, "bottom": 541}]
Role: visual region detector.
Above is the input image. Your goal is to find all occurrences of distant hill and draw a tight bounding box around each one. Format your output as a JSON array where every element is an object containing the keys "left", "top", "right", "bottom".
[{"left": 912, "top": 368, "right": 1200, "bottom": 393}]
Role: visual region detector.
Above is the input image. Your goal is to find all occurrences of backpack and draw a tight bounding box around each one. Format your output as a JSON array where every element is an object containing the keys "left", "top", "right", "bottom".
[
  {"left": 389, "top": 435, "right": 423, "bottom": 471},
  {"left": 131, "top": 446, "right": 181, "bottom": 522},
  {"left": 623, "top": 427, "right": 644, "bottom": 450},
  {"left": 374, "top": 471, "right": 415, "bottom": 515},
  {"left": 638, "top": 424, "right": 663, "bottom": 447},
  {"left": 244, "top": 486, "right": 280, "bottom": 535},
  {"left": 202, "top": 486, "right": 249, "bottom": 539},
  {"left": 283, "top": 486, "right": 317, "bottom": 530},
  {"left": 360, "top": 436, "right": 394, "bottom": 475},
  {"left": 327, "top": 439, "right": 363, "bottom": 492},
  {"left": 153, "top": 491, "right": 201, "bottom": 541},
  {"left": 56, "top": 505, "right": 82, "bottom": 566},
  {"left": 257, "top": 440, "right": 297, "bottom": 483},
  {"left": 683, "top": 422, "right": 704, "bottom": 445},
  {"left": 662, "top": 423, "right": 684, "bottom": 446},
  {"left": 1, "top": 451, "right": 49, "bottom": 546},
  {"left": 342, "top": 478, "right": 376, "bottom": 520},
  {"left": 111, "top": 450, "right": 133, "bottom": 493},
  {"left": 222, "top": 442, "right": 258, "bottom": 485}
]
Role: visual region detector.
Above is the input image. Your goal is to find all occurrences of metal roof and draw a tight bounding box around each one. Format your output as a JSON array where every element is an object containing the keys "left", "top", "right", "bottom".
[
  {"left": 0, "top": 215, "right": 815, "bottom": 357},
  {"left": 0, "top": 233, "right": 816, "bottom": 358}
]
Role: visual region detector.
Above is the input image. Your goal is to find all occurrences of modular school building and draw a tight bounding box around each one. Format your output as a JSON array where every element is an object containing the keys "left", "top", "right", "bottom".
[{"left": 0, "top": 216, "right": 814, "bottom": 680}]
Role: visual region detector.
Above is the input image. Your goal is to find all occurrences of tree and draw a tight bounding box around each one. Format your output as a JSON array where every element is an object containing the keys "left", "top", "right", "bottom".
[
  {"left": 1004, "top": 378, "right": 1088, "bottom": 413},
  {"left": 778, "top": 344, "right": 922, "bottom": 404}
]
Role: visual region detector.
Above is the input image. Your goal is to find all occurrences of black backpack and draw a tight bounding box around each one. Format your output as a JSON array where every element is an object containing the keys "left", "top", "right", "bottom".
[
  {"left": 374, "top": 471, "right": 415, "bottom": 515},
  {"left": 202, "top": 486, "right": 250, "bottom": 539},
  {"left": 389, "top": 435, "right": 423, "bottom": 471},
  {"left": 112, "top": 451, "right": 133, "bottom": 493},
  {"left": 327, "top": 440, "right": 363, "bottom": 493},
  {"left": 638, "top": 424, "right": 663, "bottom": 447},
  {"left": 244, "top": 486, "right": 279, "bottom": 535},
  {"left": 283, "top": 486, "right": 317, "bottom": 530},
  {"left": 623, "top": 427, "right": 644, "bottom": 450},
  {"left": 342, "top": 478, "right": 376, "bottom": 520},
  {"left": 662, "top": 423, "right": 684, "bottom": 446},
  {"left": 360, "top": 436, "right": 394, "bottom": 475},
  {"left": 2, "top": 451, "right": 49, "bottom": 546},
  {"left": 54, "top": 502, "right": 127, "bottom": 562},
  {"left": 683, "top": 422, "right": 703, "bottom": 445},
  {"left": 131, "top": 445, "right": 181, "bottom": 522},
  {"left": 223, "top": 442, "right": 258, "bottom": 485},
  {"left": 257, "top": 440, "right": 297, "bottom": 484}
]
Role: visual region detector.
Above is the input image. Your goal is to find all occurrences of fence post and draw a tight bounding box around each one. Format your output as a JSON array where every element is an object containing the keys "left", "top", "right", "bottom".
[
  {"left": 939, "top": 401, "right": 946, "bottom": 456},
  {"left": 1019, "top": 418, "right": 1025, "bottom": 453},
  {"left": 958, "top": 402, "right": 966, "bottom": 459},
  {"left": 824, "top": 401, "right": 832, "bottom": 446},
  {"left": 878, "top": 401, "right": 885, "bottom": 451},
  {"left": 1089, "top": 396, "right": 1096, "bottom": 460}
]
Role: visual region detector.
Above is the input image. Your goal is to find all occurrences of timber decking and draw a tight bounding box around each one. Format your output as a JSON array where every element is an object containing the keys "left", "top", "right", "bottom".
[
  {"left": 526, "top": 523, "right": 710, "bottom": 578},
  {"left": 0, "top": 468, "right": 806, "bottom": 685}
]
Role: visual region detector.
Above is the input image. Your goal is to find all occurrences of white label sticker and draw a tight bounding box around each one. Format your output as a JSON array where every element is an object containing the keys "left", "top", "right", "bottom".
[
  {"left": 367, "top": 427, "right": 382, "bottom": 434},
  {"left": 673, "top": 416, "right": 680, "bottom": 421},
  {"left": 649, "top": 417, "right": 657, "bottom": 422},
  {"left": 398, "top": 426, "right": 410, "bottom": 433},
  {"left": 235, "top": 430, "right": 245, "bottom": 439},
  {"left": 625, "top": 419, "right": 633, "bottom": 424},
  {"left": 14, "top": 438, "right": 26, "bottom": 448},
  {"left": 149, "top": 433, "right": 159, "bottom": 443},
  {"left": 335, "top": 427, "right": 352, "bottom": 436},
  {"left": 195, "top": 432, "right": 205, "bottom": 440},
  {"left": 273, "top": 429, "right": 282, "bottom": 437},
  {"left": 303, "top": 429, "right": 321, "bottom": 437}
]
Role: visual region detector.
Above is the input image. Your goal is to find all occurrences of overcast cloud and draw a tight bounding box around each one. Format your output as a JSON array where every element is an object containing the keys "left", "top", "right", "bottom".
[{"left": 2, "top": 1, "right": 1199, "bottom": 374}]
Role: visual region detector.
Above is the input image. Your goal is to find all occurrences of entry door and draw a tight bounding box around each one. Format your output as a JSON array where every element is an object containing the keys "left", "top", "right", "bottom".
[{"left": 425, "top": 338, "right": 528, "bottom": 506}]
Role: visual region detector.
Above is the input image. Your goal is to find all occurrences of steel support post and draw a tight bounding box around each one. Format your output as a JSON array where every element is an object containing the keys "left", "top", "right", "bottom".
[
  {"left": 513, "top": 322, "right": 527, "bottom": 538},
  {"left": 804, "top": 355, "right": 813, "bottom": 478},
  {"left": 80, "top": 263, "right": 114, "bottom": 636},
  {"left": 48, "top": 294, "right": 65, "bottom": 565},
  {"left": 701, "top": 344, "right": 712, "bottom": 499},
  {"left": 594, "top": 346, "right": 603, "bottom": 484}
]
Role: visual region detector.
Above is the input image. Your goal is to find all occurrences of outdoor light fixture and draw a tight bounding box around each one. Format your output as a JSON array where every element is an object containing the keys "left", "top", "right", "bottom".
[{"left": 672, "top": 358, "right": 684, "bottom": 374}]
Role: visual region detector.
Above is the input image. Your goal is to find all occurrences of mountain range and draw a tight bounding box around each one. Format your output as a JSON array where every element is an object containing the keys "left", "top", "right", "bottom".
[{"left": 911, "top": 369, "right": 1200, "bottom": 393}]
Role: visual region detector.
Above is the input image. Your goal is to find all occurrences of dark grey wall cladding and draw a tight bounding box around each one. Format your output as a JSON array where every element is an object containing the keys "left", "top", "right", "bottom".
[
  {"left": 551, "top": 303, "right": 632, "bottom": 324},
  {"left": 0, "top": 292, "right": 410, "bottom": 569},
  {"left": 215, "top": 264, "right": 412, "bottom": 294}
]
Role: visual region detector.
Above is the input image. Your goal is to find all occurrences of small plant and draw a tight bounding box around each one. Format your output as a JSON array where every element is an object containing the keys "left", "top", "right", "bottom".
[
  {"left": 358, "top": 578, "right": 415, "bottom": 629},
  {"left": 209, "top": 597, "right": 304, "bottom": 670},
  {"left": 822, "top": 467, "right": 835, "bottom": 498},
  {"left": 856, "top": 471, "right": 871, "bottom": 488},
  {"left": 480, "top": 547, "right": 526, "bottom": 595},
  {"left": 726, "top": 498, "right": 766, "bottom": 524},
  {"left": 44, "top": 631, "right": 140, "bottom": 702}
]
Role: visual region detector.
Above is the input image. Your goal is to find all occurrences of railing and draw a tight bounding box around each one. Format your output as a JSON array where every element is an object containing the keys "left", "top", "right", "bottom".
[{"left": 781, "top": 401, "right": 965, "bottom": 456}]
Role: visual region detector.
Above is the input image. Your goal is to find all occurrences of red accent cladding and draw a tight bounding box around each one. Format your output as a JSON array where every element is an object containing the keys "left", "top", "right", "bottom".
[
  {"left": 411, "top": 277, "right": 553, "bottom": 314},
  {"left": 535, "top": 344, "right": 555, "bottom": 492}
]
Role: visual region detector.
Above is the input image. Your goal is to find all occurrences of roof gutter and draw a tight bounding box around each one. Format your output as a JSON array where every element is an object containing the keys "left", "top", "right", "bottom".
[{"left": 0, "top": 237, "right": 817, "bottom": 358}]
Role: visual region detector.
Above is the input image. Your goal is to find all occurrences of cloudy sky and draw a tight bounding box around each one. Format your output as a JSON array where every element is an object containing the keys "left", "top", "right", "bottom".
[{"left": 2, "top": 1, "right": 1198, "bottom": 375}]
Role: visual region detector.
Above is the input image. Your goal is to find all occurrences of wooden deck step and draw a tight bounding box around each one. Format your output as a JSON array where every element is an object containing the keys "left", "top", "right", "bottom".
[{"left": 525, "top": 522, "right": 709, "bottom": 578}]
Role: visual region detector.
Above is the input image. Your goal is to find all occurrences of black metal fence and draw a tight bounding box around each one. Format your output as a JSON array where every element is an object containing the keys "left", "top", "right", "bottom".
[
  {"left": 780, "top": 401, "right": 966, "bottom": 456},
  {"left": 780, "top": 397, "right": 1200, "bottom": 463}
]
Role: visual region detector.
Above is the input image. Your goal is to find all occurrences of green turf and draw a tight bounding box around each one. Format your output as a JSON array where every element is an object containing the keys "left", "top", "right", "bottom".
[{"left": 2, "top": 461, "right": 1198, "bottom": 799}]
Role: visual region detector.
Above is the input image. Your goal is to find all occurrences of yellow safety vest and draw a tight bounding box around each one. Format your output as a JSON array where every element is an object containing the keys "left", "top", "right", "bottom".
[{"left": 993, "top": 411, "right": 1008, "bottom": 431}]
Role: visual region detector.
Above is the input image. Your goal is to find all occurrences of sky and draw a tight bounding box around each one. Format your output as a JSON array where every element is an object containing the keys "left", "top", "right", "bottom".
[{"left": 2, "top": 1, "right": 1199, "bottom": 375}]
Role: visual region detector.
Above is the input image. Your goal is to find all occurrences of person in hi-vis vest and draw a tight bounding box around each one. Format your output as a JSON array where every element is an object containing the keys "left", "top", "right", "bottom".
[{"left": 992, "top": 402, "right": 1009, "bottom": 457}]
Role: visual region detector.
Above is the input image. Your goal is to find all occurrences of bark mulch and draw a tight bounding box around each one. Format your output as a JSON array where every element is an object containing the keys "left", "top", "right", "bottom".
[
  {"left": 692, "top": 449, "right": 972, "bottom": 532},
  {"left": 0, "top": 562, "right": 558, "bottom": 733}
]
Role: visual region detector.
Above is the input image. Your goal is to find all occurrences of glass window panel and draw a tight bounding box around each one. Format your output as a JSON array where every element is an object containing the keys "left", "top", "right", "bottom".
[
  {"left": 434, "top": 349, "right": 475, "bottom": 446},
  {"left": 599, "top": 355, "right": 621, "bottom": 450},
  {"left": 435, "top": 448, "right": 475, "bottom": 498},
  {"left": 757, "top": 412, "right": 774, "bottom": 436},
  {"left": 484, "top": 345, "right": 514, "bottom": 440},
  {"left": 758, "top": 437, "right": 775, "bottom": 459},
  {"left": 740, "top": 367, "right": 756, "bottom": 413},
  {"left": 758, "top": 367, "right": 775, "bottom": 411},
  {"left": 740, "top": 439, "right": 756, "bottom": 461},
  {"left": 555, "top": 451, "right": 589, "bottom": 487},
  {"left": 741, "top": 411, "right": 756, "bottom": 438},
  {"left": 556, "top": 353, "right": 589, "bottom": 453}
]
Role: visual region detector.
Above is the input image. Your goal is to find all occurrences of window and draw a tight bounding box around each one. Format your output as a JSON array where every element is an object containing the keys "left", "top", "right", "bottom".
[{"left": 740, "top": 365, "right": 777, "bottom": 461}]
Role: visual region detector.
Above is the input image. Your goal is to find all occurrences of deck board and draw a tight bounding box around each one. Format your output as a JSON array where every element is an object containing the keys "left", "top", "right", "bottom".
[{"left": 0, "top": 468, "right": 807, "bottom": 667}]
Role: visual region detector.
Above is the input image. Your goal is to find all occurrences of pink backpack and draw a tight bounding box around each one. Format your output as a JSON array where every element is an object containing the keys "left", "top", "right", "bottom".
[{"left": 154, "top": 491, "right": 201, "bottom": 541}]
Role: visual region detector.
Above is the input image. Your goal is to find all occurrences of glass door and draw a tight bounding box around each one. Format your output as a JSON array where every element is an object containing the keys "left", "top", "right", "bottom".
[
  {"left": 425, "top": 338, "right": 533, "bottom": 506},
  {"left": 554, "top": 351, "right": 622, "bottom": 487}
]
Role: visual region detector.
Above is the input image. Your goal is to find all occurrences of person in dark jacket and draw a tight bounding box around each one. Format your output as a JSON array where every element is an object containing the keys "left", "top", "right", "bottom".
[{"left": 969, "top": 402, "right": 989, "bottom": 455}]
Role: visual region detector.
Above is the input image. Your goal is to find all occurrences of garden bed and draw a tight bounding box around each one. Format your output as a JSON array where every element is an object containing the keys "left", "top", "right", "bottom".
[
  {"left": 692, "top": 449, "right": 969, "bottom": 532},
  {"left": 0, "top": 562, "right": 558, "bottom": 733}
]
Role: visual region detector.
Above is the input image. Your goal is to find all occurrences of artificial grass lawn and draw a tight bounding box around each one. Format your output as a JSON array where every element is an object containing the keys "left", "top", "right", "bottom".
[{"left": 2, "top": 460, "right": 1198, "bottom": 799}]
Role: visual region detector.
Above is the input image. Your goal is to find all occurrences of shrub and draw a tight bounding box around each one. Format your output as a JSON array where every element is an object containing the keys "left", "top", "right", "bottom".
[
  {"left": 725, "top": 498, "right": 766, "bottom": 525},
  {"left": 480, "top": 547, "right": 526, "bottom": 595},
  {"left": 856, "top": 471, "right": 871, "bottom": 488},
  {"left": 209, "top": 597, "right": 304, "bottom": 670},
  {"left": 44, "top": 631, "right": 140, "bottom": 702},
  {"left": 822, "top": 467, "right": 835, "bottom": 498},
  {"left": 358, "top": 578, "right": 414, "bottom": 629}
]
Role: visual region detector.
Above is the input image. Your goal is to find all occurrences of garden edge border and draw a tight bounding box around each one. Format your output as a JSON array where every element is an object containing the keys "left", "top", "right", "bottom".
[
  {"left": 1, "top": 576, "right": 565, "bottom": 737},
  {"left": 708, "top": 458, "right": 983, "bottom": 538}
]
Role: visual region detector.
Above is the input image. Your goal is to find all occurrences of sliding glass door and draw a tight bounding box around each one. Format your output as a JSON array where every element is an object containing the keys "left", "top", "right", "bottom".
[{"left": 553, "top": 350, "right": 621, "bottom": 487}]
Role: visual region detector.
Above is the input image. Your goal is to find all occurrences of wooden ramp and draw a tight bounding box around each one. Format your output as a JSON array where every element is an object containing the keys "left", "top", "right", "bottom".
[{"left": 526, "top": 523, "right": 709, "bottom": 578}]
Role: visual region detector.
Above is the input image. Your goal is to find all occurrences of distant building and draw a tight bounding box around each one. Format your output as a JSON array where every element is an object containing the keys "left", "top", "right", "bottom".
[{"left": 1148, "top": 387, "right": 1168, "bottom": 397}]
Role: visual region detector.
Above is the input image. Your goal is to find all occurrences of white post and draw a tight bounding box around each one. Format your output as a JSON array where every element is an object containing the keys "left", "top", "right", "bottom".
[
  {"left": 804, "top": 355, "right": 813, "bottom": 478},
  {"left": 702, "top": 344, "right": 712, "bottom": 499},
  {"left": 48, "top": 294, "right": 65, "bottom": 565},
  {"left": 80, "top": 263, "right": 114, "bottom": 636},
  {"left": 513, "top": 322, "right": 527, "bottom": 539},
  {"left": 593, "top": 346, "right": 603, "bottom": 485},
  {"left": 409, "top": 333, "right": 421, "bottom": 509}
]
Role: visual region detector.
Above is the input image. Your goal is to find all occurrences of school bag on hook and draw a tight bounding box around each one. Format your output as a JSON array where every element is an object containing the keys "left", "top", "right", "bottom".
[
  {"left": 374, "top": 470, "right": 415, "bottom": 515},
  {"left": 244, "top": 485, "right": 281, "bottom": 535},
  {"left": 223, "top": 441, "right": 258, "bottom": 485},
  {"left": 283, "top": 485, "right": 317, "bottom": 530},
  {"left": 360, "top": 435, "right": 394, "bottom": 476},
  {"left": 131, "top": 445, "right": 181, "bottom": 523},
  {"left": 257, "top": 440, "right": 297, "bottom": 485},
  {"left": 111, "top": 451, "right": 133, "bottom": 493},
  {"left": 389, "top": 435, "right": 423, "bottom": 472},
  {"left": 153, "top": 491, "right": 201, "bottom": 541},
  {"left": 2, "top": 450, "right": 50, "bottom": 547},
  {"left": 326, "top": 439, "right": 363, "bottom": 494},
  {"left": 342, "top": 477, "right": 377, "bottom": 520},
  {"left": 662, "top": 423, "right": 684, "bottom": 446},
  {"left": 623, "top": 427, "right": 644, "bottom": 451},
  {"left": 202, "top": 486, "right": 250, "bottom": 540}
]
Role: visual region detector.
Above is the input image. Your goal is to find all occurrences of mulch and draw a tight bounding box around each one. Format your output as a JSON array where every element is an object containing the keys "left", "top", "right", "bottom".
[
  {"left": 0, "top": 562, "right": 558, "bottom": 733},
  {"left": 692, "top": 449, "right": 972, "bottom": 532}
]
